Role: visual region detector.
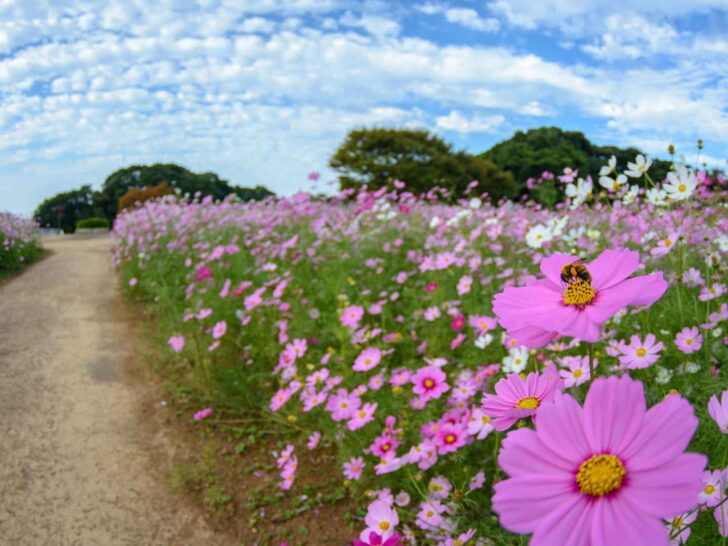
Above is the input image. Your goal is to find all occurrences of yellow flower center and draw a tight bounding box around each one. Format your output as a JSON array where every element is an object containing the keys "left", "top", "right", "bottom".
[
  {"left": 379, "top": 521, "right": 390, "bottom": 531},
  {"left": 686, "top": 338, "right": 693, "bottom": 345},
  {"left": 364, "top": 358, "right": 371, "bottom": 365},
  {"left": 445, "top": 434, "right": 456, "bottom": 444},
  {"left": 636, "top": 348, "right": 647, "bottom": 357},
  {"left": 573, "top": 369, "right": 582, "bottom": 378},
  {"left": 678, "top": 183, "right": 687, "bottom": 192},
  {"left": 482, "top": 415, "right": 491, "bottom": 424},
  {"left": 577, "top": 454, "right": 626, "bottom": 497},
  {"left": 705, "top": 485, "right": 716, "bottom": 495},
  {"left": 424, "top": 379, "right": 435, "bottom": 388},
  {"left": 664, "top": 239, "right": 672, "bottom": 247},
  {"left": 358, "top": 410, "right": 366, "bottom": 418},
  {"left": 564, "top": 279, "right": 596, "bottom": 307},
  {"left": 516, "top": 396, "right": 540, "bottom": 410}
]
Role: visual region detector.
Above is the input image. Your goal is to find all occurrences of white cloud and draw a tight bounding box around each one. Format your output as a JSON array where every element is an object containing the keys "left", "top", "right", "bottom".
[
  {"left": 436, "top": 110, "right": 505, "bottom": 132},
  {"left": 488, "top": 0, "right": 728, "bottom": 34},
  {"left": 0, "top": 0, "right": 726, "bottom": 214},
  {"left": 581, "top": 13, "right": 679, "bottom": 60},
  {"left": 444, "top": 8, "right": 500, "bottom": 32}
]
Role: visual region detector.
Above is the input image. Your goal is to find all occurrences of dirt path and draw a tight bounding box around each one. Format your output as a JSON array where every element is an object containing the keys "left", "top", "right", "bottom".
[{"left": 0, "top": 235, "right": 234, "bottom": 546}]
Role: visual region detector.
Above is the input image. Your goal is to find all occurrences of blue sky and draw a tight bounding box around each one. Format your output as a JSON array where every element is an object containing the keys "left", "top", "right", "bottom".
[{"left": 1, "top": 0, "right": 727, "bottom": 215}]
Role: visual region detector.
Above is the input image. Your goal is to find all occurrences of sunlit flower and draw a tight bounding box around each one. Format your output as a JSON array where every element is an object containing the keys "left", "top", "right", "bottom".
[
  {"left": 493, "top": 249, "right": 668, "bottom": 348},
  {"left": 492, "top": 375, "right": 706, "bottom": 545},
  {"left": 482, "top": 372, "right": 563, "bottom": 431},
  {"left": 708, "top": 390, "right": 728, "bottom": 434}
]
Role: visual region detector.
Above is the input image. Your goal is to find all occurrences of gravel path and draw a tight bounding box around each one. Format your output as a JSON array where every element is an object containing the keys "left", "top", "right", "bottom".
[{"left": 0, "top": 235, "right": 232, "bottom": 546}]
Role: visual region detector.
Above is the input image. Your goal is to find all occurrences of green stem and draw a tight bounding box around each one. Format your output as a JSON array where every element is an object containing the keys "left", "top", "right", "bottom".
[{"left": 588, "top": 343, "right": 596, "bottom": 380}]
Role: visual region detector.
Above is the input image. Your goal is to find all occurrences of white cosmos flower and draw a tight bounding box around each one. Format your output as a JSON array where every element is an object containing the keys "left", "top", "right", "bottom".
[
  {"left": 599, "top": 173, "right": 628, "bottom": 192},
  {"left": 468, "top": 197, "right": 482, "bottom": 209},
  {"left": 645, "top": 187, "right": 667, "bottom": 206},
  {"left": 599, "top": 155, "right": 617, "bottom": 176},
  {"left": 503, "top": 346, "right": 529, "bottom": 373},
  {"left": 475, "top": 334, "right": 494, "bottom": 349},
  {"left": 622, "top": 185, "right": 640, "bottom": 205},
  {"left": 525, "top": 224, "right": 553, "bottom": 249},
  {"left": 430, "top": 216, "right": 441, "bottom": 228},
  {"left": 624, "top": 154, "right": 652, "bottom": 178},
  {"left": 664, "top": 158, "right": 697, "bottom": 201},
  {"left": 565, "top": 177, "right": 593, "bottom": 208}
]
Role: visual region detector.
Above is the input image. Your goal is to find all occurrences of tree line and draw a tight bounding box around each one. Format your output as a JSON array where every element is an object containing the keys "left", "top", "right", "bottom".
[{"left": 36, "top": 126, "right": 709, "bottom": 232}]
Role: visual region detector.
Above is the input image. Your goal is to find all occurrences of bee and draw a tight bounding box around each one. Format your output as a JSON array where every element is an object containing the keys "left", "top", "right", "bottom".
[{"left": 560, "top": 260, "right": 592, "bottom": 285}]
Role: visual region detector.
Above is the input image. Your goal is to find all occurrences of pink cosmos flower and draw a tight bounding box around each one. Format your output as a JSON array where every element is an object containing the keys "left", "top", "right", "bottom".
[
  {"left": 675, "top": 326, "right": 703, "bottom": 354},
  {"left": 434, "top": 423, "right": 467, "bottom": 454},
  {"left": 558, "top": 355, "right": 591, "bottom": 387},
  {"left": 193, "top": 407, "right": 213, "bottom": 421},
  {"left": 650, "top": 232, "right": 680, "bottom": 256},
  {"left": 352, "top": 532, "right": 403, "bottom": 546},
  {"left": 467, "top": 407, "right": 494, "bottom": 439},
  {"left": 493, "top": 249, "right": 668, "bottom": 348},
  {"left": 194, "top": 266, "right": 212, "bottom": 282},
  {"left": 361, "top": 500, "right": 399, "bottom": 541},
  {"left": 470, "top": 315, "right": 497, "bottom": 334},
  {"left": 371, "top": 434, "right": 399, "bottom": 459},
  {"left": 168, "top": 334, "right": 185, "bottom": 352},
  {"left": 618, "top": 333, "right": 664, "bottom": 369},
  {"left": 307, "top": 431, "right": 321, "bottom": 450},
  {"left": 457, "top": 275, "right": 472, "bottom": 295},
  {"left": 353, "top": 347, "right": 383, "bottom": 372},
  {"left": 664, "top": 510, "right": 697, "bottom": 544},
  {"left": 492, "top": 375, "right": 706, "bottom": 545},
  {"left": 212, "top": 320, "right": 227, "bottom": 339},
  {"left": 348, "top": 402, "right": 378, "bottom": 431},
  {"left": 343, "top": 456, "right": 365, "bottom": 481},
  {"left": 469, "top": 471, "right": 485, "bottom": 490},
  {"left": 482, "top": 372, "right": 563, "bottom": 431},
  {"left": 450, "top": 315, "right": 466, "bottom": 331},
  {"left": 698, "top": 469, "right": 725, "bottom": 507},
  {"left": 341, "top": 305, "right": 364, "bottom": 328},
  {"left": 411, "top": 366, "right": 449, "bottom": 402},
  {"left": 708, "top": 390, "right": 728, "bottom": 434},
  {"left": 128, "top": 277, "right": 138, "bottom": 287},
  {"left": 425, "top": 282, "right": 438, "bottom": 293},
  {"left": 326, "top": 388, "right": 361, "bottom": 421}
]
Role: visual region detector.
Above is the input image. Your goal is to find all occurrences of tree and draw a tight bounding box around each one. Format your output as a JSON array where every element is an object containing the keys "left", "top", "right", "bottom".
[
  {"left": 118, "top": 182, "right": 176, "bottom": 211},
  {"left": 34, "top": 163, "right": 275, "bottom": 231},
  {"left": 480, "top": 127, "right": 673, "bottom": 193},
  {"left": 330, "top": 128, "right": 518, "bottom": 202},
  {"left": 34, "top": 185, "right": 103, "bottom": 233}
]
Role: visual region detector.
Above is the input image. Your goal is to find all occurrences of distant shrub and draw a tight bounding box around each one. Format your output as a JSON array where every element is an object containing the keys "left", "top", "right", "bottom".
[
  {"left": 76, "top": 217, "right": 110, "bottom": 229},
  {"left": 118, "top": 182, "right": 175, "bottom": 211}
]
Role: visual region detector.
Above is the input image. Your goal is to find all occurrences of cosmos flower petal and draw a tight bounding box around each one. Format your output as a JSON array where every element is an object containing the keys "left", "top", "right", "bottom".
[
  {"left": 530, "top": 494, "right": 593, "bottom": 546},
  {"left": 498, "top": 428, "right": 574, "bottom": 476},
  {"left": 624, "top": 453, "right": 706, "bottom": 518},
  {"left": 620, "top": 393, "right": 699, "bottom": 471},
  {"left": 535, "top": 393, "right": 591, "bottom": 463},
  {"left": 588, "top": 248, "right": 640, "bottom": 291},
  {"left": 539, "top": 253, "right": 580, "bottom": 286},
  {"left": 493, "top": 475, "right": 578, "bottom": 534},
  {"left": 505, "top": 325, "right": 560, "bottom": 348},
  {"left": 590, "top": 497, "right": 669, "bottom": 546},
  {"left": 583, "top": 376, "right": 645, "bottom": 454}
]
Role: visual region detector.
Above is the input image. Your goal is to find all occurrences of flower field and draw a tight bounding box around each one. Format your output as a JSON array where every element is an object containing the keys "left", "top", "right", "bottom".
[
  {"left": 113, "top": 159, "right": 727, "bottom": 545},
  {"left": 0, "top": 211, "right": 42, "bottom": 274}
]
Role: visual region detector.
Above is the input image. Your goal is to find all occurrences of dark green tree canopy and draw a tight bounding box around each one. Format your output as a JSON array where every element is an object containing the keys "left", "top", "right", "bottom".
[
  {"left": 34, "top": 185, "right": 105, "bottom": 234},
  {"left": 480, "top": 126, "right": 672, "bottom": 193},
  {"left": 35, "top": 163, "right": 274, "bottom": 232},
  {"left": 330, "top": 128, "right": 518, "bottom": 202}
]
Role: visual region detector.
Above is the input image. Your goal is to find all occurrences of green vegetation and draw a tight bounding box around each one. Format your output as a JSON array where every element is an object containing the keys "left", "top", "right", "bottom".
[
  {"left": 330, "top": 127, "right": 518, "bottom": 201},
  {"left": 480, "top": 126, "right": 673, "bottom": 193},
  {"left": 76, "top": 217, "right": 110, "bottom": 230},
  {"left": 34, "top": 163, "right": 274, "bottom": 233}
]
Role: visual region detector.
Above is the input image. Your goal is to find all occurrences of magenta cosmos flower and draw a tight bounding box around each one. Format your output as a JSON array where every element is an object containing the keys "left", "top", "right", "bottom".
[
  {"left": 493, "top": 249, "right": 668, "bottom": 348},
  {"left": 482, "top": 372, "right": 563, "bottom": 431},
  {"left": 492, "top": 375, "right": 706, "bottom": 545},
  {"left": 411, "top": 365, "right": 449, "bottom": 402}
]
